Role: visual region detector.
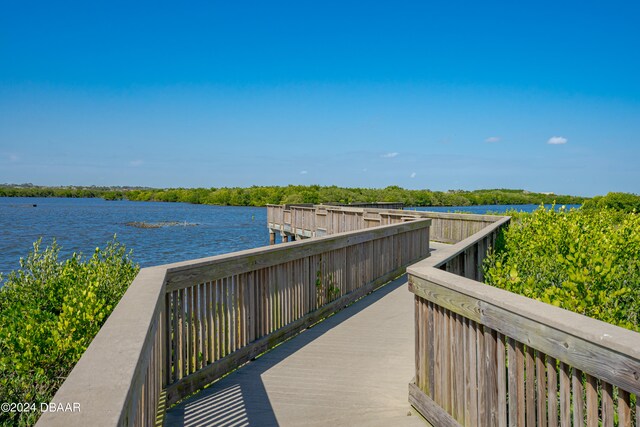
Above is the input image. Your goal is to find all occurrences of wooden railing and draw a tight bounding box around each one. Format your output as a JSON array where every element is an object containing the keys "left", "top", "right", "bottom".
[
  {"left": 267, "top": 204, "right": 499, "bottom": 243},
  {"left": 37, "top": 219, "right": 431, "bottom": 426},
  {"left": 408, "top": 216, "right": 640, "bottom": 427}
]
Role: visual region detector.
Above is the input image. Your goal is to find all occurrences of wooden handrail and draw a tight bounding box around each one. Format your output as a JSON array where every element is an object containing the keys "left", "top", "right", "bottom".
[
  {"left": 38, "top": 218, "right": 431, "bottom": 426},
  {"left": 267, "top": 204, "right": 501, "bottom": 243},
  {"left": 408, "top": 215, "right": 640, "bottom": 427}
]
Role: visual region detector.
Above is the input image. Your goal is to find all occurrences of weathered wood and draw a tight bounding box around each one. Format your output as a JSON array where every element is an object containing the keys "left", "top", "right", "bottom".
[
  {"left": 427, "top": 301, "right": 435, "bottom": 398},
  {"left": 164, "top": 293, "right": 171, "bottom": 387},
  {"left": 485, "top": 328, "right": 498, "bottom": 426},
  {"left": 477, "top": 325, "right": 489, "bottom": 425},
  {"left": 455, "top": 314, "right": 465, "bottom": 423},
  {"left": 496, "top": 333, "right": 507, "bottom": 427},
  {"left": 409, "top": 382, "right": 462, "bottom": 427},
  {"left": 166, "top": 219, "right": 431, "bottom": 291},
  {"left": 559, "top": 362, "right": 570, "bottom": 427},
  {"left": 548, "top": 356, "right": 558, "bottom": 427},
  {"left": 516, "top": 341, "right": 526, "bottom": 426},
  {"left": 408, "top": 276, "right": 482, "bottom": 324},
  {"left": 408, "top": 272, "right": 640, "bottom": 396},
  {"left": 271, "top": 203, "right": 502, "bottom": 250},
  {"left": 507, "top": 337, "right": 518, "bottom": 426},
  {"left": 536, "top": 351, "right": 547, "bottom": 427},
  {"left": 444, "top": 309, "right": 452, "bottom": 414},
  {"left": 166, "top": 261, "right": 413, "bottom": 405},
  {"left": 434, "top": 304, "right": 443, "bottom": 406},
  {"left": 572, "top": 368, "right": 584, "bottom": 427},
  {"left": 461, "top": 316, "right": 469, "bottom": 427},
  {"left": 618, "top": 388, "right": 631, "bottom": 427},
  {"left": 216, "top": 279, "right": 222, "bottom": 361},
  {"left": 467, "top": 320, "right": 478, "bottom": 427},
  {"left": 585, "top": 374, "right": 598, "bottom": 427},
  {"left": 181, "top": 287, "right": 188, "bottom": 378},
  {"left": 415, "top": 296, "right": 422, "bottom": 391},
  {"left": 448, "top": 310, "right": 457, "bottom": 417},
  {"left": 526, "top": 345, "right": 536, "bottom": 427},
  {"left": 198, "top": 282, "right": 205, "bottom": 370},
  {"left": 602, "top": 381, "right": 614, "bottom": 427}
]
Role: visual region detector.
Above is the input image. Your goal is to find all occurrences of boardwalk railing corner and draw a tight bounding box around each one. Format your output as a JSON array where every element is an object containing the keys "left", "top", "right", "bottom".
[{"left": 408, "top": 215, "right": 640, "bottom": 427}]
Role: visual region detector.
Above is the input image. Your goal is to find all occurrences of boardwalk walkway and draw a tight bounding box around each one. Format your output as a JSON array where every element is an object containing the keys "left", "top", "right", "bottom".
[{"left": 165, "top": 273, "right": 435, "bottom": 427}]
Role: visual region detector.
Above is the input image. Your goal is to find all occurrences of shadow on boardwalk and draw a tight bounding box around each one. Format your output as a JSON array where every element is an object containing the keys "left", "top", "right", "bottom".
[{"left": 165, "top": 275, "right": 426, "bottom": 427}]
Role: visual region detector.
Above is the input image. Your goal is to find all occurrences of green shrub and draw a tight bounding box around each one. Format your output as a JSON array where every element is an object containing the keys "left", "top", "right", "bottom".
[
  {"left": 484, "top": 206, "right": 640, "bottom": 331},
  {"left": 0, "top": 238, "right": 138, "bottom": 427}
]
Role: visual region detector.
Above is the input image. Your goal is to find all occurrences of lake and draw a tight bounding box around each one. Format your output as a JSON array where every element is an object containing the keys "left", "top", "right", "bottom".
[
  {"left": 0, "top": 198, "right": 580, "bottom": 277},
  {"left": 0, "top": 197, "right": 269, "bottom": 276}
]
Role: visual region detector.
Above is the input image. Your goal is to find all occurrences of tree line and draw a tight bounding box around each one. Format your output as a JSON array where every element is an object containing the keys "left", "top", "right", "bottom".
[{"left": 0, "top": 184, "right": 588, "bottom": 206}]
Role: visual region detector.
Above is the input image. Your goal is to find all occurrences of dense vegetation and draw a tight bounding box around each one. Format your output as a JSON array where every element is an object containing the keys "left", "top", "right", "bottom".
[
  {"left": 0, "top": 184, "right": 585, "bottom": 207},
  {"left": 0, "top": 239, "right": 138, "bottom": 427},
  {"left": 581, "top": 191, "right": 640, "bottom": 212},
  {"left": 0, "top": 184, "right": 147, "bottom": 199},
  {"left": 484, "top": 206, "right": 640, "bottom": 331}
]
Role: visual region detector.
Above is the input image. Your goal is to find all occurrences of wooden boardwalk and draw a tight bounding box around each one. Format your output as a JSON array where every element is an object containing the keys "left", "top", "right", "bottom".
[
  {"left": 44, "top": 206, "right": 640, "bottom": 427},
  {"left": 164, "top": 270, "right": 442, "bottom": 427}
]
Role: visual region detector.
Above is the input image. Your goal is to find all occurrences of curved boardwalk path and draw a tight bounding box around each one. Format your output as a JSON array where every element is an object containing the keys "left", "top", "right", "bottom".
[{"left": 165, "top": 271, "right": 438, "bottom": 427}]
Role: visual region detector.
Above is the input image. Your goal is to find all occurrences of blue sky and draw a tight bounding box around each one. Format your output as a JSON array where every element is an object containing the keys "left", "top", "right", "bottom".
[{"left": 1, "top": 1, "right": 638, "bottom": 196}]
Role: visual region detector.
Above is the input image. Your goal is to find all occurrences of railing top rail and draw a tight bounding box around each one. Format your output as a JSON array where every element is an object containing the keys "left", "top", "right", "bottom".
[
  {"left": 288, "top": 206, "right": 316, "bottom": 211},
  {"left": 409, "top": 266, "right": 640, "bottom": 392},
  {"left": 163, "top": 219, "right": 431, "bottom": 291},
  {"left": 411, "top": 215, "right": 510, "bottom": 269},
  {"left": 394, "top": 209, "right": 503, "bottom": 222},
  {"left": 300, "top": 204, "right": 505, "bottom": 222},
  {"left": 271, "top": 203, "right": 505, "bottom": 222}
]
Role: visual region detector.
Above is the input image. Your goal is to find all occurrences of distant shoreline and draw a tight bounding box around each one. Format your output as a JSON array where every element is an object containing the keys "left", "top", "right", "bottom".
[{"left": 0, "top": 185, "right": 586, "bottom": 207}]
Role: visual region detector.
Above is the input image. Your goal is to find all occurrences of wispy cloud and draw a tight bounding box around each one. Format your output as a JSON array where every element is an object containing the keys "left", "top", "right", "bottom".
[
  {"left": 485, "top": 136, "right": 501, "bottom": 143},
  {"left": 547, "top": 136, "right": 568, "bottom": 145},
  {"left": 129, "top": 160, "right": 144, "bottom": 167},
  {"left": 381, "top": 152, "right": 399, "bottom": 158},
  {"left": 9, "top": 154, "right": 19, "bottom": 162},
  {"left": 410, "top": 172, "right": 416, "bottom": 178},
  {"left": 300, "top": 170, "right": 308, "bottom": 175}
]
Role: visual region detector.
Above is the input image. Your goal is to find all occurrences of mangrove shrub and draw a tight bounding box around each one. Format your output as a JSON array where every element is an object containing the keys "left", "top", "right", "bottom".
[
  {"left": 0, "top": 239, "right": 138, "bottom": 426},
  {"left": 484, "top": 206, "right": 640, "bottom": 331}
]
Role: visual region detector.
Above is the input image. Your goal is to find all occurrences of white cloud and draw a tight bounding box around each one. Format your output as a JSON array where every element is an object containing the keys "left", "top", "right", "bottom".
[
  {"left": 485, "top": 136, "right": 501, "bottom": 143},
  {"left": 547, "top": 136, "right": 568, "bottom": 145},
  {"left": 410, "top": 172, "right": 416, "bottom": 178},
  {"left": 300, "top": 170, "right": 308, "bottom": 175},
  {"left": 9, "top": 154, "right": 19, "bottom": 162},
  {"left": 129, "top": 160, "right": 144, "bottom": 167},
  {"left": 381, "top": 152, "right": 399, "bottom": 158},
  {"left": 362, "top": 168, "right": 368, "bottom": 172}
]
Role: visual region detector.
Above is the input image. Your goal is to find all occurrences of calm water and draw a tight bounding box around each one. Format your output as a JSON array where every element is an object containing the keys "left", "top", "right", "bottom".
[
  {"left": 0, "top": 197, "right": 269, "bottom": 276},
  {"left": 0, "top": 199, "right": 581, "bottom": 277}
]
